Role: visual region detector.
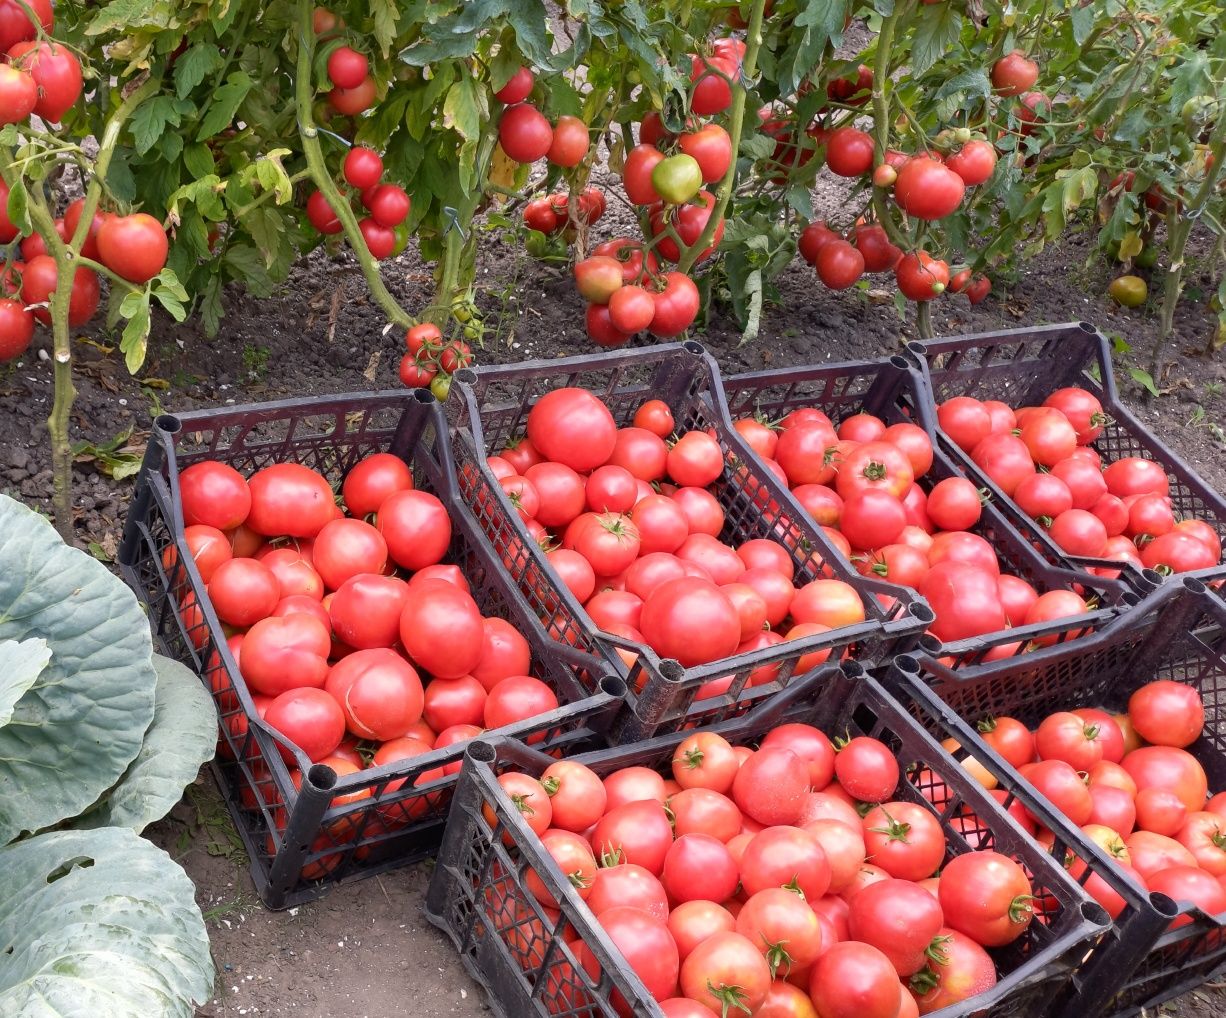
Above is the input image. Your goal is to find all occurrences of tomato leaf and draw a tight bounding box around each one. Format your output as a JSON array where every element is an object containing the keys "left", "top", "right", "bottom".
[
  {"left": 371, "top": 0, "right": 400, "bottom": 57},
  {"left": 910, "top": 4, "right": 962, "bottom": 77},
  {"left": 120, "top": 297, "right": 152, "bottom": 374},
  {"left": 4, "top": 177, "right": 30, "bottom": 236},
  {"left": 443, "top": 77, "right": 484, "bottom": 142},
  {"left": 130, "top": 95, "right": 194, "bottom": 155},
  {"left": 1069, "top": 5, "right": 1095, "bottom": 45},
  {"left": 196, "top": 71, "right": 253, "bottom": 141},
  {"left": 1129, "top": 368, "right": 1160, "bottom": 398},
  {"left": 85, "top": 0, "right": 176, "bottom": 36},
  {"left": 172, "top": 42, "right": 223, "bottom": 99}
]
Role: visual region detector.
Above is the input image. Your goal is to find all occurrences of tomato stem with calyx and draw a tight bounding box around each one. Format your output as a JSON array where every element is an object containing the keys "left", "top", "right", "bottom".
[{"left": 705, "top": 981, "right": 754, "bottom": 1018}]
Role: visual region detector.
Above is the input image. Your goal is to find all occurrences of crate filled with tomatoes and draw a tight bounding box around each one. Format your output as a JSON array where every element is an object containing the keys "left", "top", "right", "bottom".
[
  {"left": 718, "top": 354, "right": 1146, "bottom": 668},
  {"left": 440, "top": 341, "right": 932, "bottom": 744},
  {"left": 426, "top": 664, "right": 1109, "bottom": 1018},
  {"left": 117, "top": 391, "right": 623, "bottom": 909},
  {"left": 887, "top": 578, "right": 1226, "bottom": 1017},
  {"left": 911, "top": 322, "right": 1226, "bottom": 587}
]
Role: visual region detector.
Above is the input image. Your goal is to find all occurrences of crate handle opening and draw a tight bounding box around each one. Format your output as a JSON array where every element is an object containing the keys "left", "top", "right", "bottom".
[
  {"left": 155, "top": 414, "right": 182, "bottom": 436},
  {"left": 465, "top": 740, "right": 498, "bottom": 766}
]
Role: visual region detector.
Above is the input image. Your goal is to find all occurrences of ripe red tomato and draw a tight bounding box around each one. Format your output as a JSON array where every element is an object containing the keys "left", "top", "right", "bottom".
[
  {"left": 680, "top": 931, "right": 771, "bottom": 1014},
  {"left": 1147, "top": 866, "right": 1226, "bottom": 928},
  {"left": 1048, "top": 509, "right": 1108, "bottom": 557},
  {"left": 970, "top": 433, "right": 1035, "bottom": 496},
  {"left": 733, "top": 747, "right": 808, "bottom": 826},
  {"left": 664, "top": 833, "right": 739, "bottom": 904},
  {"left": 96, "top": 213, "right": 168, "bottom": 283},
  {"left": 1021, "top": 759, "right": 1093, "bottom": 825},
  {"left": 690, "top": 54, "right": 737, "bottom": 115},
  {"left": 1141, "top": 531, "right": 1218, "bottom": 573},
  {"left": 20, "top": 255, "right": 99, "bottom": 326},
  {"left": 499, "top": 102, "right": 553, "bottom": 162},
  {"left": 837, "top": 441, "right": 915, "bottom": 500},
  {"left": 367, "top": 184, "right": 411, "bottom": 228},
  {"left": 945, "top": 140, "right": 997, "bottom": 186},
  {"left": 539, "top": 759, "right": 605, "bottom": 832},
  {"left": 798, "top": 221, "right": 840, "bottom": 265},
  {"left": 623, "top": 144, "right": 666, "bottom": 205},
  {"left": 740, "top": 825, "right": 832, "bottom": 901},
  {"left": 926, "top": 477, "right": 983, "bottom": 530},
  {"left": 895, "top": 251, "right": 950, "bottom": 300},
  {"left": 1020, "top": 412, "right": 1078, "bottom": 466},
  {"left": 1103, "top": 457, "right": 1168, "bottom": 497},
  {"left": 808, "top": 942, "right": 901, "bottom": 1018},
  {"left": 826, "top": 127, "right": 875, "bottom": 177},
  {"left": 494, "top": 66, "right": 534, "bottom": 104},
  {"left": 306, "top": 189, "right": 342, "bottom": 233},
  {"left": 640, "top": 577, "right": 740, "bottom": 666},
  {"left": 939, "top": 851, "right": 1034, "bottom": 946},
  {"left": 1014, "top": 473, "right": 1073, "bottom": 522},
  {"left": 547, "top": 114, "right": 590, "bottom": 167},
  {"left": 325, "top": 647, "right": 424, "bottom": 740},
  {"left": 239, "top": 613, "right": 330, "bottom": 695},
  {"left": 673, "top": 731, "right": 739, "bottom": 792},
  {"left": 920, "top": 561, "right": 1007, "bottom": 642},
  {"left": 329, "top": 573, "right": 409, "bottom": 649},
  {"left": 815, "top": 239, "right": 865, "bottom": 289},
  {"left": 1050, "top": 457, "right": 1107, "bottom": 509},
  {"left": 861, "top": 802, "right": 945, "bottom": 881},
  {"left": 650, "top": 271, "right": 701, "bottom": 337},
  {"left": 264, "top": 687, "right": 346, "bottom": 762},
  {"left": 310, "top": 518, "right": 387, "bottom": 590},
  {"left": 342, "top": 452, "right": 413, "bottom": 517},
  {"left": 909, "top": 928, "right": 997, "bottom": 1013},
  {"left": 399, "top": 579, "right": 484, "bottom": 678},
  {"left": 853, "top": 223, "right": 903, "bottom": 272},
  {"left": 1129, "top": 681, "right": 1204, "bottom": 748},
  {"left": 377, "top": 489, "right": 451, "bottom": 570},
  {"left": 0, "top": 0, "right": 52, "bottom": 52},
  {"left": 484, "top": 674, "right": 558, "bottom": 733},
  {"left": 179, "top": 460, "right": 251, "bottom": 531},
  {"left": 937, "top": 397, "right": 991, "bottom": 452},
  {"left": 1043, "top": 387, "right": 1106, "bottom": 444},
  {"left": 526, "top": 387, "right": 617, "bottom": 471},
  {"left": 992, "top": 50, "right": 1040, "bottom": 96},
  {"left": 649, "top": 191, "right": 725, "bottom": 263},
  {"left": 894, "top": 156, "right": 965, "bottom": 220},
  {"left": 848, "top": 878, "right": 944, "bottom": 976},
  {"left": 834, "top": 737, "right": 899, "bottom": 802},
  {"left": 679, "top": 123, "right": 733, "bottom": 183},
  {"left": 208, "top": 557, "right": 280, "bottom": 626},
  {"left": 0, "top": 63, "right": 36, "bottom": 124},
  {"left": 329, "top": 74, "right": 377, "bottom": 114},
  {"left": 736, "top": 888, "right": 824, "bottom": 973},
  {"left": 342, "top": 146, "right": 383, "bottom": 188},
  {"left": 591, "top": 799, "right": 673, "bottom": 873},
  {"left": 245, "top": 463, "right": 335, "bottom": 538},
  {"left": 8, "top": 40, "right": 81, "bottom": 122},
  {"left": 668, "top": 901, "right": 736, "bottom": 964}
]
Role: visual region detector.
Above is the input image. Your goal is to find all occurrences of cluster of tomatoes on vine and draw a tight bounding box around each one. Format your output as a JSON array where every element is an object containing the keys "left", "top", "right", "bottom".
[
  {"left": 303, "top": 11, "right": 413, "bottom": 261},
  {"left": 787, "top": 48, "right": 1048, "bottom": 306},
  {"left": 397, "top": 321, "right": 473, "bottom": 402},
  {"left": 0, "top": 0, "right": 168, "bottom": 363}
]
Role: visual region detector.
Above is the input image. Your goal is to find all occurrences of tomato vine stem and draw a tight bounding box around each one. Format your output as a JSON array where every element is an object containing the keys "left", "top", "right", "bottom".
[
  {"left": 294, "top": 0, "right": 413, "bottom": 329},
  {"left": 676, "top": 0, "right": 767, "bottom": 275}
]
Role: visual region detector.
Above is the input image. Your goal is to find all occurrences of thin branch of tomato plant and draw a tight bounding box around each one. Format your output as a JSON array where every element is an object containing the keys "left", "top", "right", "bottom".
[
  {"left": 1150, "top": 114, "right": 1226, "bottom": 384},
  {"left": 869, "top": 2, "right": 913, "bottom": 251},
  {"left": 294, "top": 0, "right": 412, "bottom": 328},
  {"left": 675, "top": 0, "right": 767, "bottom": 275},
  {"left": 0, "top": 77, "right": 160, "bottom": 542}
]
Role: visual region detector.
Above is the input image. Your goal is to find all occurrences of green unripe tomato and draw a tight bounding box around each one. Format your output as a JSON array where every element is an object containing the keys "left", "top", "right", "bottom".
[
  {"left": 1108, "top": 275, "right": 1148, "bottom": 307},
  {"left": 1134, "top": 246, "right": 1158, "bottom": 270},
  {"left": 391, "top": 222, "right": 411, "bottom": 257},
  {"left": 430, "top": 373, "right": 452, "bottom": 401},
  {"left": 651, "top": 153, "right": 704, "bottom": 204}
]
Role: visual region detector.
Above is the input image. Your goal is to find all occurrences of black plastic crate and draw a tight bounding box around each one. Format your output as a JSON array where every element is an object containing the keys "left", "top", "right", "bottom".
[
  {"left": 884, "top": 578, "right": 1226, "bottom": 1018},
  {"left": 911, "top": 322, "right": 1226, "bottom": 588},
  {"left": 443, "top": 341, "right": 931, "bottom": 744},
  {"left": 425, "top": 664, "right": 1109, "bottom": 1018},
  {"left": 117, "top": 391, "right": 622, "bottom": 909},
  {"left": 721, "top": 356, "right": 1142, "bottom": 664}
]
